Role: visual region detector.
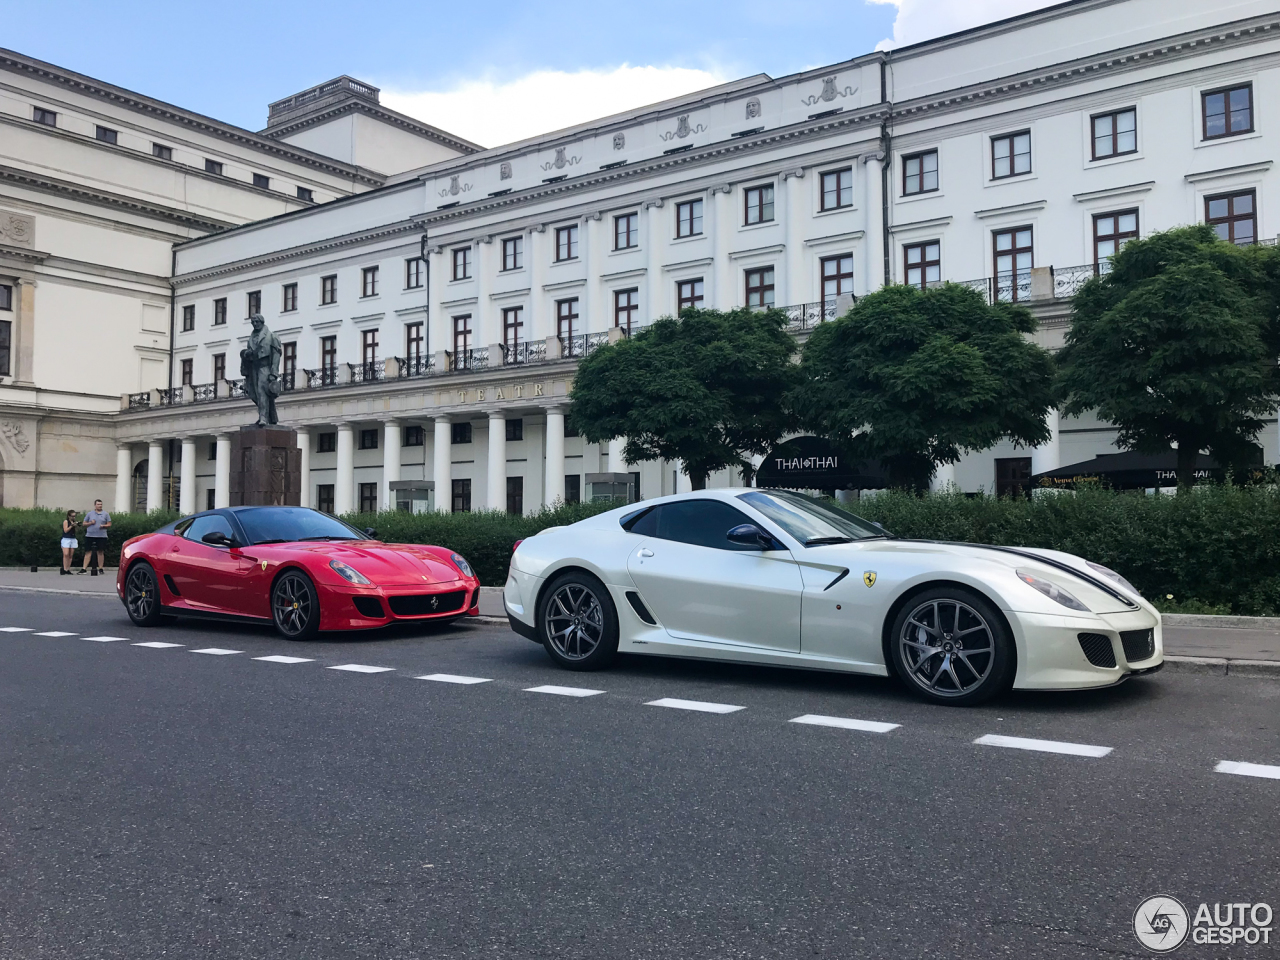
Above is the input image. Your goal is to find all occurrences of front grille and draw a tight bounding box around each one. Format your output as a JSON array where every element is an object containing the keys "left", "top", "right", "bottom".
[
  {"left": 352, "top": 596, "right": 384, "bottom": 619},
  {"left": 388, "top": 590, "right": 467, "bottom": 617},
  {"left": 1077, "top": 632, "right": 1117, "bottom": 668},
  {"left": 1120, "top": 628, "right": 1155, "bottom": 662}
]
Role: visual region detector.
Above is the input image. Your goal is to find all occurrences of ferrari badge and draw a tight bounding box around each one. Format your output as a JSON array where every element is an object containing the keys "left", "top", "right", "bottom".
[
  {"left": 863, "top": 571, "right": 877, "bottom": 588},
  {"left": 260, "top": 560, "right": 268, "bottom": 571}
]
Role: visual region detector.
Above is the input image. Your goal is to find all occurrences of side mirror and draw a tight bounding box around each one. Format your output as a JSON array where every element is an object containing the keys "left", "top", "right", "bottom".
[
  {"left": 364, "top": 527, "right": 378, "bottom": 539},
  {"left": 201, "top": 531, "right": 232, "bottom": 546},
  {"left": 872, "top": 521, "right": 891, "bottom": 536},
  {"left": 727, "top": 523, "right": 774, "bottom": 549}
]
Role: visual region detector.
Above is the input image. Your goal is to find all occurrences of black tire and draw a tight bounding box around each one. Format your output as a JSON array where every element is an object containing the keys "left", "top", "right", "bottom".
[
  {"left": 124, "top": 561, "right": 168, "bottom": 627},
  {"left": 537, "top": 570, "right": 619, "bottom": 671},
  {"left": 271, "top": 569, "right": 321, "bottom": 641},
  {"left": 888, "top": 586, "right": 1015, "bottom": 707}
]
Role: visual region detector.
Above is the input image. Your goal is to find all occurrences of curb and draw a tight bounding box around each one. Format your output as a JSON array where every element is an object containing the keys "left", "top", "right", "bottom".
[
  {"left": 1163, "top": 613, "right": 1280, "bottom": 630},
  {"left": 1164, "top": 656, "right": 1280, "bottom": 678},
  {"left": 0, "top": 584, "right": 116, "bottom": 599}
]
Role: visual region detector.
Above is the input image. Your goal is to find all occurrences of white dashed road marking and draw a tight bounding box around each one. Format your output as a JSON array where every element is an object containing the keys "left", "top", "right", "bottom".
[
  {"left": 790, "top": 714, "right": 900, "bottom": 733},
  {"left": 133, "top": 642, "right": 184, "bottom": 649},
  {"left": 191, "top": 648, "right": 242, "bottom": 656},
  {"left": 0, "top": 627, "right": 33, "bottom": 632},
  {"left": 974, "top": 734, "right": 1112, "bottom": 758},
  {"left": 84, "top": 636, "right": 129, "bottom": 643},
  {"left": 524, "top": 685, "right": 605, "bottom": 697},
  {"left": 417, "top": 674, "right": 492, "bottom": 684},
  {"left": 646, "top": 698, "right": 745, "bottom": 714},
  {"left": 254, "top": 655, "right": 314, "bottom": 664},
  {"left": 328, "top": 664, "right": 395, "bottom": 674},
  {"left": 34, "top": 632, "right": 77, "bottom": 637},
  {"left": 1216, "top": 760, "right": 1280, "bottom": 780}
]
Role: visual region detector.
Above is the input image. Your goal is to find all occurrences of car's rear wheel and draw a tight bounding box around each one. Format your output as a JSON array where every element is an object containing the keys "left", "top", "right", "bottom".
[
  {"left": 272, "top": 570, "right": 320, "bottom": 641},
  {"left": 538, "top": 571, "right": 618, "bottom": 671},
  {"left": 889, "top": 587, "right": 1014, "bottom": 706},
  {"left": 124, "top": 561, "right": 170, "bottom": 627}
]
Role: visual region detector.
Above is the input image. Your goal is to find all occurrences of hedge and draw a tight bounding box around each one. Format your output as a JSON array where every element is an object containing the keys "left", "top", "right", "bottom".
[{"left": 0, "top": 508, "right": 181, "bottom": 569}]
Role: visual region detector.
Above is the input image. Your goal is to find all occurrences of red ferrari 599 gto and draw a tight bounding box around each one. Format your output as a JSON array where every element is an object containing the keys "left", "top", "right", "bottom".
[{"left": 116, "top": 506, "right": 481, "bottom": 639}]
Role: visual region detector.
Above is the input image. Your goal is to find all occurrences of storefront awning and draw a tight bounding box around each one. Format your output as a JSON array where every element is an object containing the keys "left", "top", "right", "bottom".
[
  {"left": 1030, "top": 450, "right": 1223, "bottom": 490},
  {"left": 755, "top": 436, "right": 890, "bottom": 490}
]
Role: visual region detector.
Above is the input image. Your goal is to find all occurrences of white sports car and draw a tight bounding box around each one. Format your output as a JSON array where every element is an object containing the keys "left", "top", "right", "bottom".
[{"left": 503, "top": 489, "right": 1163, "bottom": 705}]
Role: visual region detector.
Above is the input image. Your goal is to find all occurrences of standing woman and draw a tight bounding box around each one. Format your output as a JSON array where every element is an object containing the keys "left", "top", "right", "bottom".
[{"left": 60, "top": 510, "right": 80, "bottom": 575}]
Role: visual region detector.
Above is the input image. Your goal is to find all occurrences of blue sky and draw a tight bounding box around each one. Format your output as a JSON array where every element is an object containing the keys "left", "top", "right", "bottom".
[{"left": 0, "top": 0, "right": 1053, "bottom": 147}]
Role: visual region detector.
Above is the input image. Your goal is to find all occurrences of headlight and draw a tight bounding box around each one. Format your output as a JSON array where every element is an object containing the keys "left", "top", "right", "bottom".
[
  {"left": 1017, "top": 569, "right": 1089, "bottom": 612},
  {"left": 1086, "top": 561, "right": 1138, "bottom": 596},
  {"left": 451, "top": 553, "right": 474, "bottom": 578},
  {"left": 330, "top": 559, "right": 371, "bottom": 585}
]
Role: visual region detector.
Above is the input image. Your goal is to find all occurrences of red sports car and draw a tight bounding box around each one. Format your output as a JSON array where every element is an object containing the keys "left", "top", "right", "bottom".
[{"left": 116, "top": 506, "right": 481, "bottom": 639}]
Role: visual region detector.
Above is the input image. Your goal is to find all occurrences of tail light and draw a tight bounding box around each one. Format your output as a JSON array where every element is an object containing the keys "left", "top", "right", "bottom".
[{"left": 513, "top": 539, "right": 524, "bottom": 552}]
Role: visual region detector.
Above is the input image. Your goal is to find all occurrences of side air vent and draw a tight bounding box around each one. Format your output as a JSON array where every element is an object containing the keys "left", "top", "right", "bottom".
[
  {"left": 352, "top": 596, "right": 385, "bottom": 619},
  {"left": 1077, "top": 632, "right": 1117, "bottom": 669},
  {"left": 626, "top": 591, "right": 657, "bottom": 625},
  {"left": 163, "top": 574, "right": 181, "bottom": 597},
  {"left": 1120, "top": 628, "right": 1155, "bottom": 663}
]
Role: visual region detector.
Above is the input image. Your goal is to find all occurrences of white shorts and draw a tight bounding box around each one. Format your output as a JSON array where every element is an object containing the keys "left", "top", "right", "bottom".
[{"left": 60, "top": 538, "right": 77, "bottom": 549}]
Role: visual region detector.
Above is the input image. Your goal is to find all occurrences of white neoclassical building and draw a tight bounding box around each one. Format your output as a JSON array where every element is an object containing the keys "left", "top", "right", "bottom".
[{"left": 17, "top": 0, "right": 1280, "bottom": 513}]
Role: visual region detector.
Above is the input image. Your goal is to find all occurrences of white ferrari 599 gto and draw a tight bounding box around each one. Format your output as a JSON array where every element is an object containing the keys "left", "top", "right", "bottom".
[{"left": 503, "top": 489, "right": 1162, "bottom": 705}]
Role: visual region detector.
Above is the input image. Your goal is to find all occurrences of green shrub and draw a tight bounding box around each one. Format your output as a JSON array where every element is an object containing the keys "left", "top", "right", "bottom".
[{"left": 0, "top": 507, "right": 180, "bottom": 569}]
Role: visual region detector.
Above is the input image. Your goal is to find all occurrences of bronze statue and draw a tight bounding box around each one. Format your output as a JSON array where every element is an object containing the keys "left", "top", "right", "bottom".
[{"left": 240, "top": 314, "right": 282, "bottom": 426}]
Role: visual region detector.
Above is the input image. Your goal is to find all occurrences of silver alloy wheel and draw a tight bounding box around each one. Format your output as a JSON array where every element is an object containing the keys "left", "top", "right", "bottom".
[
  {"left": 273, "top": 573, "right": 313, "bottom": 637},
  {"left": 544, "top": 582, "right": 605, "bottom": 661},
  {"left": 898, "top": 598, "right": 996, "bottom": 698},
  {"left": 125, "top": 565, "right": 155, "bottom": 621}
]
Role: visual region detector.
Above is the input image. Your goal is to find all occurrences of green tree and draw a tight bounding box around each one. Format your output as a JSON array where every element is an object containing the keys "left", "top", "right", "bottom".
[
  {"left": 567, "top": 308, "right": 799, "bottom": 489},
  {"left": 1058, "top": 225, "right": 1280, "bottom": 490},
  {"left": 791, "top": 283, "right": 1056, "bottom": 492}
]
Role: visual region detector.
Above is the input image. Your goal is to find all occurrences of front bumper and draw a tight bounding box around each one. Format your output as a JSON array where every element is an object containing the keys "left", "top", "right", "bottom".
[
  {"left": 1011, "top": 607, "right": 1164, "bottom": 690},
  {"left": 317, "top": 578, "right": 480, "bottom": 631}
]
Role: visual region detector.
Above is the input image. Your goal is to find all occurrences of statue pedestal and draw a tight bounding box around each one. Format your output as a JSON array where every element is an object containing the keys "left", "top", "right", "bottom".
[{"left": 230, "top": 426, "right": 301, "bottom": 506}]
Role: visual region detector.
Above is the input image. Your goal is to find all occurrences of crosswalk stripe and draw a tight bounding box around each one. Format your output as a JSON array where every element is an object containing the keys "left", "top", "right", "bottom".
[
  {"left": 328, "top": 664, "right": 395, "bottom": 674},
  {"left": 253, "top": 655, "right": 314, "bottom": 664},
  {"left": 34, "top": 631, "right": 77, "bottom": 637},
  {"left": 84, "top": 636, "right": 129, "bottom": 643},
  {"left": 191, "top": 648, "right": 242, "bottom": 656},
  {"left": 524, "top": 685, "right": 605, "bottom": 697},
  {"left": 974, "top": 734, "right": 1112, "bottom": 758},
  {"left": 646, "top": 698, "right": 744, "bottom": 714},
  {"left": 0, "top": 627, "right": 34, "bottom": 632},
  {"left": 133, "top": 642, "right": 183, "bottom": 649},
  {"left": 1216, "top": 760, "right": 1280, "bottom": 780},
  {"left": 417, "top": 674, "right": 492, "bottom": 684},
  {"left": 790, "top": 714, "right": 899, "bottom": 733}
]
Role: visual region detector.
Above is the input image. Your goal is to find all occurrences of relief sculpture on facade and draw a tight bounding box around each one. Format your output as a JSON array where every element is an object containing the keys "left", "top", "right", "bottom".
[{"left": 0, "top": 211, "right": 34, "bottom": 249}]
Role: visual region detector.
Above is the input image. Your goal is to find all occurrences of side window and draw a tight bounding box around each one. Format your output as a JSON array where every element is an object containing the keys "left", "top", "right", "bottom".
[
  {"left": 184, "top": 514, "right": 236, "bottom": 545},
  {"left": 636, "top": 500, "right": 762, "bottom": 551}
]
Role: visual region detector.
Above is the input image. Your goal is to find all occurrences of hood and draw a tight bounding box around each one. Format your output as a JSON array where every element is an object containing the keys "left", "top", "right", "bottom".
[{"left": 303, "top": 542, "right": 463, "bottom": 586}]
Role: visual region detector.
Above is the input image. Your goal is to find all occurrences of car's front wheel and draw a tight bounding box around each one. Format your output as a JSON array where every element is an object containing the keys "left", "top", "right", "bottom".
[
  {"left": 889, "top": 587, "right": 1015, "bottom": 706},
  {"left": 272, "top": 570, "right": 320, "bottom": 641},
  {"left": 124, "top": 561, "right": 170, "bottom": 627},
  {"left": 538, "top": 571, "right": 619, "bottom": 670}
]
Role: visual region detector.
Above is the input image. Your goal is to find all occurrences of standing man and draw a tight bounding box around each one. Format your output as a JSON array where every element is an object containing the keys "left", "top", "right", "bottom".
[
  {"left": 240, "top": 313, "right": 282, "bottom": 427},
  {"left": 81, "top": 498, "right": 111, "bottom": 576}
]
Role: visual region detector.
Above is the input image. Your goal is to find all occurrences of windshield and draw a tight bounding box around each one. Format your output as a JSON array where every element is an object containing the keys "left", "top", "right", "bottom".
[
  {"left": 235, "top": 507, "right": 368, "bottom": 545},
  {"left": 738, "top": 490, "right": 886, "bottom": 545}
]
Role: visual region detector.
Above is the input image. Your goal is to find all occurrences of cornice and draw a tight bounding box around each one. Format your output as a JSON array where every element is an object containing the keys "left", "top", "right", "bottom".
[
  {"left": 0, "top": 242, "right": 49, "bottom": 264},
  {"left": 1072, "top": 180, "right": 1156, "bottom": 202},
  {"left": 261, "top": 99, "right": 481, "bottom": 156},
  {"left": 1184, "top": 161, "right": 1273, "bottom": 183}
]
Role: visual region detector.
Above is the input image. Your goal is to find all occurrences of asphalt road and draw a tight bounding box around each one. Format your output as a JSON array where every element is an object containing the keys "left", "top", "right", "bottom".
[{"left": 1, "top": 593, "right": 1277, "bottom": 959}]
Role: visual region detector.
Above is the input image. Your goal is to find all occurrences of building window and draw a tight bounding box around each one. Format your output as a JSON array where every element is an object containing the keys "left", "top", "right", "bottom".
[
  {"left": 991, "top": 131, "right": 1031, "bottom": 179},
  {"left": 1202, "top": 84, "right": 1253, "bottom": 140},
  {"left": 555, "top": 224, "right": 579, "bottom": 261},
  {"left": 903, "top": 150, "right": 939, "bottom": 195},
  {"left": 993, "top": 227, "right": 1034, "bottom": 302},
  {"left": 453, "top": 315, "right": 472, "bottom": 365},
  {"left": 614, "top": 212, "right": 638, "bottom": 249},
  {"left": 213, "top": 353, "right": 226, "bottom": 383},
  {"left": 253, "top": 173, "right": 270, "bottom": 190},
  {"left": 1093, "top": 210, "right": 1138, "bottom": 266},
  {"left": 506, "top": 419, "right": 524, "bottom": 442},
  {"left": 452, "top": 422, "right": 472, "bottom": 445},
  {"left": 405, "top": 322, "right": 424, "bottom": 363},
  {"left": 506, "top": 476, "right": 524, "bottom": 515},
  {"left": 820, "top": 168, "right": 853, "bottom": 211},
  {"left": 361, "top": 266, "right": 379, "bottom": 298},
  {"left": 152, "top": 143, "right": 172, "bottom": 161},
  {"left": 557, "top": 298, "right": 579, "bottom": 341},
  {"left": 32, "top": 107, "right": 56, "bottom": 126},
  {"left": 405, "top": 257, "right": 424, "bottom": 289},
  {"left": 206, "top": 489, "right": 216, "bottom": 510},
  {"left": 297, "top": 186, "right": 313, "bottom": 202},
  {"left": 903, "top": 241, "right": 941, "bottom": 290},
  {"left": 180, "top": 358, "right": 193, "bottom": 386},
  {"left": 501, "top": 236, "right": 523, "bottom": 271},
  {"left": 247, "top": 290, "right": 261, "bottom": 316},
  {"left": 317, "top": 432, "right": 336, "bottom": 453},
  {"left": 675, "top": 199, "right": 703, "bottom": 238},
  {"left": 744, "top": 184, "right": 774, "bottom": 225},
  {"left": 677, "top": 278, "right": 704, "bottom": 312},
  {"left": 358, "top": 482, "right": 377, "bottom": 513},
  {"left": 565, "top": 474, "right": 581, "bottom": 504},
  {"left": 745, "top": 267, "right": 775, "bottom": 308},
  {"left": 282, "top": 283, "right": 297, "bottom": 313},
  {"left": 995, "top": 458, "right": 1033, "bottom": 499},
  {"left": 452, "top": 247, "right": 472, "bottom": 280},
  {"left": 361, "top": 329, "right": 378, "bottom": 372},
  {"left": 821, "top": 255, "right": 854, "bottom": 300},
  {"left": 0, "top": 285, "right": 9, "bottom": 311},
  {"left": 282, "top": 341, "right": 296, "bottom": 390},
  {"left": 320, "top": 335, "right": 337, "bottom": 384},
  {"left": 502, "top": 306, "right": 524, "bottom": 350},
  {"left": 208, "top": 442, "right": 218, "bottom": 461},
  {"left": 359, "top": 429, "right": 378, "bottom": 451},
  {"left": 95, "top": 125, "right": 118, "bottom": 145},
  {"left": 451, "top": 478, "right": 472, "bottom": 513},
  {"left": 181, "top": 304, "right": 195, "bottom": 332},
  {"left": 316, "top": 484, "right": 335, "bottom": 514},
  {"left": 404, "top": 425, "right": 424, "bottom": 447},
  {"left": 1205, "top": 190, "right": 1256, "bottom": 246},
  {"left": 321, "top": 275, "right": 337, "bottom": 305},
  {"left": 204, "top": 159, "right": 223, "bottom": 176},
  {"left": 614, "top": 288, "right": 638, "bottom": 332},
  {"left": 213, "top": 298, "right": 227, "bottom": 326},
  {"left": 1091, "top": 108, "right": 1137, "bottom": 160}
]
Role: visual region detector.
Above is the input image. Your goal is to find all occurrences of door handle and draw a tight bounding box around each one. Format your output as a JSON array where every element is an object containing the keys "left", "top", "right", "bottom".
[{"left": 638, "top": 548, "right": 654, "bottom": 558}]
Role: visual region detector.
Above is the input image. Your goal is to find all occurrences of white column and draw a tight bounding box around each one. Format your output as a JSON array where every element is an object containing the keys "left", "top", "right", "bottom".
[
  {"left": 145, "top": 441, "right": 163, "bottom": 513},
  {"left": 544, "top": 407, "right": 565, "bottom": 507},
  {"left": 863, "top": 154, "right": 885, "bottom": 294},
  {"left": 644, "top": 200, "right": 664, "bottom": 322},
  {"left": 782, "top": 169, "right": 806, "bottom": 305},
  {"left": 214, "top": 434, "right": 231, "bottom": 509},
  {"left": 114, "top": 445, "right": 132, "bottom": 514},
  {"left": 711, "top": 185, "right": 733, "bottom": 308},
  {"left": 1031, "top": 408, "right": 1062, "bottom": 476},
  {"left": 931, "top": 462, "right": 957, "bottom": 492},
  {"left": 434, "top": 417, "right": 452, "bottom": 513},
  {"left": 382, "top": 419, "right": 401, "bottom": 511},
  {"left": 297, "top": 429, "right": 311, "bottom": 509},
  {"left": 487, "top": 412, "right": 506, "bottom": 513},
  {"left": 335, "top": 424, "right": 355, "bottom": 515},
  {"left": 179, "top": 438, "right": 197, "bottom": 515},
  {"left": 608, "top": 437, "right": 628, "bottom": 473}
]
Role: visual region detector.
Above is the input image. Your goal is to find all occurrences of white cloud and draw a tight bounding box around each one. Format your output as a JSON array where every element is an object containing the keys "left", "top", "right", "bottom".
[
  {"left": 381, "top": 64, "right": 731, "bottom": 150},
  {"left": 869, "top": 0, "right": 1065, "bottom": 50}
]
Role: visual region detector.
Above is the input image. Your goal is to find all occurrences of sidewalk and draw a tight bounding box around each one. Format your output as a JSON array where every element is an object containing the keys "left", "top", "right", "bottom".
[{"left": 0, "top": 567, "right": 1275, "bottom": 662}]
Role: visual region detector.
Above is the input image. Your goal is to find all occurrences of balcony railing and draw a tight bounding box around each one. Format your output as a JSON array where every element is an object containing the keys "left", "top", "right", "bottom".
[
  {"left": 127, "top": 392, "right": 151, "bottom": 409},
  {"left": 784, "top": 300, "right": 840, "bottom": 332},
  {"left": 193, "top": 383, "right": 216, "bottom": 402},
  {"left": 305, "top": 368, "right": 338, "bottom": 389},
  {"left": 398, "top": 354, "right": 434, "bottom": 378},
  {"left": 503, "top": 340, "right": 546, "bottom": 366},
  {"left": 349, "top": 360, "right": 385, "bottom": 383}
]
